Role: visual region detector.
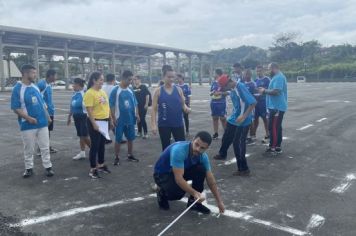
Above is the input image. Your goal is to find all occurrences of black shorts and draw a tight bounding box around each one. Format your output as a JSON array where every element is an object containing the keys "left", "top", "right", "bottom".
[
  {"left": 48, "top": 115, "right": 54, "bottom": 131},
  {"left": 73, "top": 114, "right": 89, "bottom": 137}
]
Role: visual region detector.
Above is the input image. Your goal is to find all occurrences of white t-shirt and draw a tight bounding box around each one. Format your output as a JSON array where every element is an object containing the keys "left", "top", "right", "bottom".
[{"left": 102, "top": 83, "right": 115, "bottom": 98}]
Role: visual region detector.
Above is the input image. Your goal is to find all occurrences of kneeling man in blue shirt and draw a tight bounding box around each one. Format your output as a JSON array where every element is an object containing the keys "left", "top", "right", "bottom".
[{"left": 153, "top": 131, "right": 225, "bottom": 214}]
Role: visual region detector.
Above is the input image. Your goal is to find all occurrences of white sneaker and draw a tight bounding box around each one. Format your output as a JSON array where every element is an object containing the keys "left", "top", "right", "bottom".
[{"left": 73, "top": 152, "right": 85, "bottom": 160}]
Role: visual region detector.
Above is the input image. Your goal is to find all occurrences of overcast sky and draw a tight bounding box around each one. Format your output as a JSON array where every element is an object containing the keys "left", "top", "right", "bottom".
[{"left": 1, "top": 0, "right": 356, "bottom": 52}]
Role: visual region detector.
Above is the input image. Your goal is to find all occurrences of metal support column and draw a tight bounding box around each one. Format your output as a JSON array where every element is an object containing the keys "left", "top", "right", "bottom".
[
  {"left": 64, "top": 41, "right": 69, "bottom": 90},
  {"left": 199, "top": 55, "right": 203, "bottom": 85},
  {"left": 162, "top": 51, "right": 166, "bottom": 65},
  {"left": 148, "top": 56, "right": 152, "bottom": 87},
  {"left": 34, "top": 39, "right": 39, "bottom": 80},
  {"left": 111, "top": 47, "right": 116, "bottom": 74},
  {"left": 175, "top": 52, "right": 180, "bottom": 73},
  {"left": 188, "top": 54, "right": 192, "bottom": 87},
  {"left": 89, "top": 46, "right": 94, "bottom": 73},
  {"left": 0, "top": 34, "right": 5, "bottom": 91}
]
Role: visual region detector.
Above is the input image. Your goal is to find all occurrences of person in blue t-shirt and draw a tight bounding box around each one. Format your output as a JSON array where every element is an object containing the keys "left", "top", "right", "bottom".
[
  {"left": 153, "top": 131, "right": 225, "bottom": 214},
  {"left": 213, "top": 75, "right": 256, "bottom": 176},
  {"left": 11, "top": 64, "right": 54, "bottom": 178},
  {"left": 110, "top": 70, "right": 140, "bottom": 164},
  {"left": 177, "top": 74, "right": 192, "bottom": 137},
  {"left": 67, "top": 78, "right": 91, "bottom": 160},
  {"left": 251, "top": 65, "right": 270, "bottom": 143},
  {"left": 37, "top": 69, "right": 57, "bottom": 154},
  {"left": 210, "top": 69, "right": 229, "bottom": 140},
  {"left": 258, "top": 63, "right": 288, "bottom": 154}
]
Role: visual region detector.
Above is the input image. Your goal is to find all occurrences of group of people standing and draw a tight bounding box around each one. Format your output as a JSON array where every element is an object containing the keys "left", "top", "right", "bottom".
[
  {"left": 10, "top": 61, "right": 287, "bottom": 216},
  {"left": 211, "top": 62, "right": 288, "bottom": 176}
]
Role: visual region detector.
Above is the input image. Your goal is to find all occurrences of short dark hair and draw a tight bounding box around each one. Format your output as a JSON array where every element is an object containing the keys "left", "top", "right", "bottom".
[
  {"left": 194, "top": 131, "right": 212, "bottom": 146},
  {"left": 46, "top": 69, "right": 56, "bottom": 78},
  {"left": 177, "top": 74, "right": 184, "bottom": 80},
  {"left": 233, "top": 63, "right": 242, "bottom": 68},
  {"left": 20, "top": 64, "right": 36, "bottom": 75},
  {"left": 215, "top": 69, "right": 223, "bottom": 76},
  {"left": 135, "top": 75, "right": 141, "bottom": 80},
  {"left": 106, "top": 73, "right": 116, "bottom": 82},
  {"left": 73, "top": 77, "right": 85, "bottom": 87},
  {"left": 122, "top": 70, "right": 134, "bottom": 80},
  {"left": 162, "top": 65, "right": 173, "bottom": 76},
  {"left": 269, "top": 62, "right": 279, "bottom": 69}
]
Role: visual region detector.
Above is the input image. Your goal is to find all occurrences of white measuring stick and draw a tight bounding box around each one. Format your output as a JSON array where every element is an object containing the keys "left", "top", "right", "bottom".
[{"left": 157, "top": 198, "right": 200, "bottom": 236}]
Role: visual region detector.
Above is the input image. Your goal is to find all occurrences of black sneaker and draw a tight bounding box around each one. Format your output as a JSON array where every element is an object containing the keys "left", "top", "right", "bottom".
[
  {"left": 49, "top": 147, "right": 57, "bottom": 154},
  {"left": 262, "top": 136, "right": 269, "bottom": 144},
  {"left": 113, "top": 157, "right": 121, "bottom": 166},
  {"left": 98, "top": 165, "right": 111, "bottom": 174},
  {"left": 275, "top": 147, "right": 283, "bottom": 154},
  {"left": 127, "top": 155, "right": 139, "bottom": 162},
  {"left": 45, "top": 167, "right": 54, "bottom": 177},
  {"left": 233, "top": 169, "right": 250, "bottom": 176},
  {"left": 89, "top": 169, "right": 100, "bottom": 179},
  {"left": 23, "top": 169, "right": 33, "bottom": 178},
  {"left": 246, "top": 138, "right": 256, "bottom": 145},
  {"left": 187, "top": 198, "right": 211, "bottom": 214},
  {"left": 157, "top": 189, "right": 169, "bottom": 210},
  {"left": 213, "top": 154, "right": 226, "bottom": 160},
  {"left": 212, "top": 133, "right": 219, "bottom": 140},
  {"left": 105, "top": 139, "right": 113, "bottom": 145},
  {"left": 265, "top": 147, "right": 276, "bottom": 154}
]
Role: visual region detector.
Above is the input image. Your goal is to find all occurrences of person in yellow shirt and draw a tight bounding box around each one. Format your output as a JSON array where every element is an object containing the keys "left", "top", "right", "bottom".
[{"left": 83, "top": 71, "right": 112, "bottom": 179}]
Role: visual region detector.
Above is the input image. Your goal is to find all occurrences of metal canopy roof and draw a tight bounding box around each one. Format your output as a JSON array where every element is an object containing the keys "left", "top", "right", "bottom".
[{"left": 0, "top": 25, "right": 211, "bottom": 59}]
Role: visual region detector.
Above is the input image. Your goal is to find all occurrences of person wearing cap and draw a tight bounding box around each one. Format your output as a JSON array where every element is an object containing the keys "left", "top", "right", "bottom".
[
  {"left": 213, "top": 74, "right": 256, "bottom": 176},
  {"left": 210, "top": 69, "right": 229, "bottom": 140}
]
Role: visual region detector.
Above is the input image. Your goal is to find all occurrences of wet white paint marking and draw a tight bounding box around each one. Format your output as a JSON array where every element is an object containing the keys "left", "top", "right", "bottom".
[
  {"left": 331, "top": 173, "right": 356, "bottom": 194},
  {"left": 219, "top": 154, "right": 251, "bottom": 166},
  {"left": 316, "top": 118, "right": 327, "bottom": 123},
  {"left": 10, "top": 194, "right": 156, "bottom": 227},
  {"left": 178, "top": 198, "right": 308, "bottom": 236},
  {"left": 64, "top": 177, "right": 79, "bottom": 181},
  {"left": 297, "top": 124, "right": 314, "bottom": 131},
  {"left": 190, "top": 100, "right": 209, "bottom": 103},
  {"left": 282, "top": 136, "right": 290, "bottom": 140},
  {"left": 324, "top": 100, "right": 339, "bottom": 103},
  {"left": 56, "top": 108, "right": 70, "bottom": 112},
  {"left": 344, "top": 100, "right": 351, "bottom": 103},
  {"left": 306, "top": 214, "right": 325, "bottom": 231}
]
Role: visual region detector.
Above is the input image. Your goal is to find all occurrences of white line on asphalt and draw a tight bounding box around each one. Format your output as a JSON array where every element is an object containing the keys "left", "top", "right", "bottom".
[
  {"left": 56, "top": 108, "right": 70, "bottom": 111},
  {"left": 179, "top": 197, "right": 308, "bottom": 236},
  {"left": 297, "top": 124, "right": 314, "bottom": 131},
  {"left": 316, "top": 118, "right": 327, "bottom": 123},
  {"left": 54, "top": 119, "right": 67, "bottom": 122},
  {"left": 331, "top": 173, "right": 356, "bottom": 194},
  {"left": 218, "top": 154, "right": 251, "bottom": 166},
  {"left": 306, "top": 214, "right": 325, "bottom": 232},
  {"left": 10, "top": 194, "right": 157, "bottom": 227},
  {"left": 344, "top": 101, "right": 351, "bottom": 103},
  {"left": 11, "top": 193, "right": 309, "bottom": 235}
]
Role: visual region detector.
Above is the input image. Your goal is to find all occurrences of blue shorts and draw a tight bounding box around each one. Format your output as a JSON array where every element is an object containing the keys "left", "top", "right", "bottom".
[
  {"left": 210, "top": 102, "right": 226, "bottom": 117},
  {"left": 115, "top": 123, "right": 136, "bottom": 143},
  {"left": 255, "top": 101, "right": 267, "bottom": 119},
  {"left": 73, "top": 114, "right": 88, "bottom": 137}
]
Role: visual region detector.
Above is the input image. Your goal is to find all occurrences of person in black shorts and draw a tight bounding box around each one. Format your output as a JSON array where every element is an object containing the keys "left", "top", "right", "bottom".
[{"left": 67, "top": 78, "right": 91, "bottom": 160}]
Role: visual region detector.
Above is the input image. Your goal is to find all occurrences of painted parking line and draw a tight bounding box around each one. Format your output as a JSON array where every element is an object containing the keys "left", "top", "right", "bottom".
[
  {"left": 10, "top": 194, "right": 156, "bottom": 227},
  {"left": 178, "top": 197, "right": 309, "bottom": 236},
  {"left": 331, "top": 173, "right": 356, "bottom": 194},
  {"left": 316, "top": 118, "right": 327, "bottom": 123},
  {"left": 11, "top": 193, "right": 309, "bottom": 236},
  {"left": 297, "top": 124, "right": 314, "bottom": 131}
]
